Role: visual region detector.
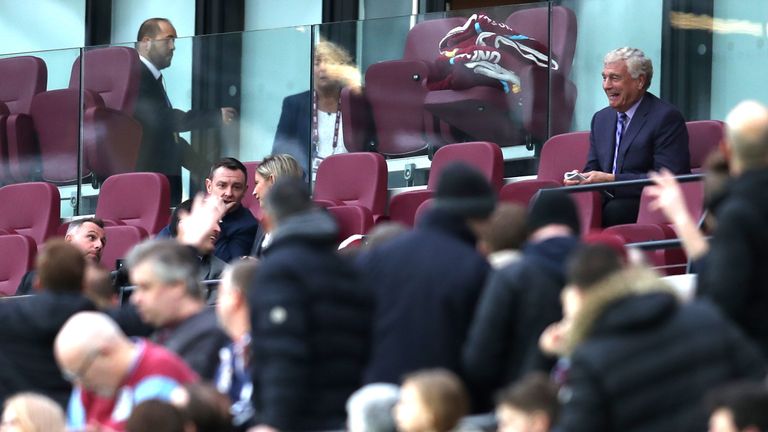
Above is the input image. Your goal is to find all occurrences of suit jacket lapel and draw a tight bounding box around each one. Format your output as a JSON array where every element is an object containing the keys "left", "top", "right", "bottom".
[
  {"left": 617, "top": 94, "right": 652, "bottom": 172},
  {"left": 601, "top": 111, "right": 617, "bottom": 171}
]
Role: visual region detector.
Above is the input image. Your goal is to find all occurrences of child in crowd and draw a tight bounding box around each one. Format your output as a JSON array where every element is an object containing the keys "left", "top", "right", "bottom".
[
  {"left": 394, "top": 369, "right": 469, "bottom": 432},
  {"left": 494, "top": 373, "right": 559, "bottom": 432}
]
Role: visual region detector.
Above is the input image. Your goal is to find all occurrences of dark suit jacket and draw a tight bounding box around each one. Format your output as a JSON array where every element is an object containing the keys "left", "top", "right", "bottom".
[
  {"left": 215, "top": 205, "right": 258, "bottom": 263},
  {"left": 585, "top": 92, "right": 690, "bottom": 196},
  {"left": 0, "top": 291, "right": 95, "bottom": 407},
  {"left": 133, "top": 63, "right": 221, "bottom": 175},
  {"left": 271, "top": 90, "right": 312, "bottom": 175}
]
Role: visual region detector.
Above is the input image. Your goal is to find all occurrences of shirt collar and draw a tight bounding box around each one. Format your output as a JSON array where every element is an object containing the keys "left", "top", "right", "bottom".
[
  {"left": 139, "top": 55, "right": 162, "bottom": 80},
  {"left": 619, "top": 94, "right": 644, "bottom": 123}
]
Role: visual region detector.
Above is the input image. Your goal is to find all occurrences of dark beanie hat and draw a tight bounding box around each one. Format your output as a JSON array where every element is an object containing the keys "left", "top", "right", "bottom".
[
  {"left": 527, "top": 189, "right": 581, "bottom": 235},
  {"left": 432, "top": 162, "right": 496, "bottom": 218}
]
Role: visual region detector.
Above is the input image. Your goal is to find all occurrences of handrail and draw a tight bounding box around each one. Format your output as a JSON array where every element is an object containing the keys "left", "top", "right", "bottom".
[{"left": 544, "top": 173, "right": 704, "bottom": 194}]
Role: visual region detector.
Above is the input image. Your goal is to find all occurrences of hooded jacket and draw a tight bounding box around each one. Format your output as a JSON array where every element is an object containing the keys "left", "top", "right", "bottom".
[
  {"left": 558, "top": 268, "right": 766, "bottom": 432},
  {"left": 248, "top": 209, "right": 372, "bottom": 431}
]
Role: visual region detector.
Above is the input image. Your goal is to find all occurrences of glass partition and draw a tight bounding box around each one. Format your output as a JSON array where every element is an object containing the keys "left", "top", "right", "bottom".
[{"left": 1, "top": 0, "right": 767, "bottom": 221}]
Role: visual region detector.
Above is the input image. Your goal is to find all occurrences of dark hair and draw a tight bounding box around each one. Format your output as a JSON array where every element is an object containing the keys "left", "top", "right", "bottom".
[
  {"left": 176, "top": 383, "right": 232, "bottom": 432},
  {"left": 126, "top": 399, "right": 186, "bottom": 432},
  {"left": 495, "top": 373, "right": 560, "bottom": 423},
  {"left": 262, "top": 177, "right": 312, "bottom": 223},
  {"left": 209, "top": 157, "right": 248, "bottom": 183},
  {"left": 168, "top": 199, "right": 194, "bottom": 238},
  {"left": 66, "top": 217, "right": 105, "bottom": 235},
  {"left": 136, "top": 17, "right": 172, "bottom": 42},
  {"left": 37, "top": 239, "right": 85, "bottom": 294},
  {"left": 706, "top": 382, "right": 768, "bottom": 430},
  {"left": 567, "top": 243, "right": 623, "bottom": 290}
]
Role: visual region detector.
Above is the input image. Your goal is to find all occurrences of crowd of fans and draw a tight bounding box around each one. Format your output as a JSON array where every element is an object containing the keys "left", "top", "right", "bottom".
[{"left": 2, "top": 18, "right": 768, "bottom": 432}]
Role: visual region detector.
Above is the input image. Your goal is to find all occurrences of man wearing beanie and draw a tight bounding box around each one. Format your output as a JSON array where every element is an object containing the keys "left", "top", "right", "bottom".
[
  {"left": 357, "top": 162, "right": 495, "bottom": 386},
  {"left": 463, "top": 189, "right": 581, "bottom": 410}
]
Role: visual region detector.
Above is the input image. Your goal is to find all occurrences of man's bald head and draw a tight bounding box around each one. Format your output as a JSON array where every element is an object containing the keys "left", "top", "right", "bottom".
[
  {"left": 725, "top": 100, "right": 768, "bottom": 174},
  {"left": 55, "top": 311, "right": 123, "bottom": 359}
]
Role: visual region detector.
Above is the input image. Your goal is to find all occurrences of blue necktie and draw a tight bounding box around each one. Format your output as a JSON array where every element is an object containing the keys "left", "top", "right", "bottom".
[{"left": 612, "top": 112, "right": 628, "bottom": 174}]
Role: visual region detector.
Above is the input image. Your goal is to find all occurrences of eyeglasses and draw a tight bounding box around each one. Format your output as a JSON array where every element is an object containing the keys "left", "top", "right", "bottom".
[{"left": 62, "top": 349, "right": 100, "bottom": 383}]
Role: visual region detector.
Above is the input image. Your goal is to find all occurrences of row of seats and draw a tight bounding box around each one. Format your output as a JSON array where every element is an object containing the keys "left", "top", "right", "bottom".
[{"left": 0, "top": 47, "right": 142, "bottom": 186}]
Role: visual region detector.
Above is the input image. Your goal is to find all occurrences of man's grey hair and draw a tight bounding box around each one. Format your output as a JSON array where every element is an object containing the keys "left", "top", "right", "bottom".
[
  {"left": 346, "top": 383, "right": 400, "bottom": 432},
  {"left": 604, "top": 47, "right": 653, "bottom": 89},
  {"left": 125, "top": 239, "right": 203, "bottom": 298}
]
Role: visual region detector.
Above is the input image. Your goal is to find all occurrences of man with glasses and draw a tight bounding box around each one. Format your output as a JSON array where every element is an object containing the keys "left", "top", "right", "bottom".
[
  {"left": 54, "top": 311, "right": 197, "bottom": 431},
  {"left": 134, "top": 17, "right": 237, "bottom": 204}
]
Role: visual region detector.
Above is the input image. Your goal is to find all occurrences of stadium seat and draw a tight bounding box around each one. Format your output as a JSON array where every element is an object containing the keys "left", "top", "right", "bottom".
[
  {"left": 314, "top": 152, "right": 388, "bottom": 220},
  {"left": 687, "top": 120, "right": 725, "bottom": 173},
  {"left": 327, "top": 205, "right": 374, "bottom": 242},
  {"left": 0, "top": 182, "right": 60, "bottom": 250},
  {"left": 100, "top": 225, "right": 149, "bottom": 271},
  {"left": 94, "top": 172, "right": 170, "bottom": 235},
  {"left": 0, "top": 234, "right": 36, "bottom": 296},
  {"left": 388, "top": 141, "right": 504, "bottom": 226},
  {"left": 0, "top": 55, "right": 47, "bottom": 183}
]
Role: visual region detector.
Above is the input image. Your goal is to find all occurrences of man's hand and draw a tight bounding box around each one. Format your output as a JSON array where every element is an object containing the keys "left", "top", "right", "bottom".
[
  {"left": 177, "top": 193, "right": 226, "bottom": 248},
  {"left": 647, "top": 169, "right": 690, "bottom": 226},
  {"left": 221, "top": 107, "right": 238, "bottom": 125},
  {"left": 580, "top": 171, "right": 615, "bottom": 184}
]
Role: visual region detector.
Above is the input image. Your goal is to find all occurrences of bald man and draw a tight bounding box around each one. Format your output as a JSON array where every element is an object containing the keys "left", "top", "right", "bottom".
[{"left": 55, "top": 311, "right": 197, "bottom": 431}]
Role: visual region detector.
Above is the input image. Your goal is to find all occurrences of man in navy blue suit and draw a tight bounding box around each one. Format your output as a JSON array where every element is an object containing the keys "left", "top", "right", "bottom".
[{"left": 565, "top": 47, "right": 690, "bottom": 226}]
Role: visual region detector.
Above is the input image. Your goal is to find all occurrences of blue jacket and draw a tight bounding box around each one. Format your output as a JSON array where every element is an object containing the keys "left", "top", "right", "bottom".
[{"left": 215, "top": 205, "right": 259, "bottom": 262}]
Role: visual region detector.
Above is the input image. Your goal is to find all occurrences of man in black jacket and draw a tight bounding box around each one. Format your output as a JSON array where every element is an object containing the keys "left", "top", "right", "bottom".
[
  {"left": 557, "top": 244, "right": 766, "bottom": 432},
  {"left": 248, "top": 177, "right": 372, "bottom": 431},
  {"left": 0, "top": 240, "right": 95, "bottom": 407},
  {"left": 463, "top": 190, "right": 581, "bottom": 410}
]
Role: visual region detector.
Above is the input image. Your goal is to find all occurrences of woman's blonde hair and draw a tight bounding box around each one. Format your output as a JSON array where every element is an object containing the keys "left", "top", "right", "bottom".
[
  {"left": 2, "top": 393, "right": 66, "bottom": 432},
  {"left": 256, "top": 154, "right": 304, "bottom": 182},
  {"left": 315, "top": 39, "right": 353, "bottom": 66}
]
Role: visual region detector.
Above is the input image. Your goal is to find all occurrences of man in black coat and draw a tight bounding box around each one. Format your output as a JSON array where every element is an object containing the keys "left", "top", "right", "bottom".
[
  {"left": 556, "top": 245, "right": 766, "bottom": 432},
  {"left": 0, "top": 240, "right": 95, "bottom": 407},
  {"left": 463, "top": 190, "right": 581, "bottom": 410},
  {"left": 357, "top": 163, "right": 495, "bottom": 386},
  {"left": 133, "top": 18, "right": 237, "bottom": 204},
  {"left": 248, "top": 177, "right": 372, "bottom": 431}
]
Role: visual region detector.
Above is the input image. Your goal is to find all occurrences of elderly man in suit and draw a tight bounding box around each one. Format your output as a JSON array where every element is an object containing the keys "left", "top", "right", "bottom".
[{"left": 565, "top": 47, "right": 690, "bottom": 226}]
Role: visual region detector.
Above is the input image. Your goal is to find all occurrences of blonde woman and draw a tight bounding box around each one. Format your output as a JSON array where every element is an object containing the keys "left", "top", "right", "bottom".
[
  {"left": 0, "top": 393, "right": 65, "bottom": 432},
  {"left": 250, "top": 154, "right": 304, "bottom": 257},
  {"left": 272, "top": 40, "right": 361, "bottom": 176}
]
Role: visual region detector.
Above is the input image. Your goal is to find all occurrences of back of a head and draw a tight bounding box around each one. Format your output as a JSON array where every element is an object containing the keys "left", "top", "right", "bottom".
[
  {"left": 433, "top": 162, "right": 496, "bottom": 219},
  {"left": 173, "top": 382, "right": 232, "bottom": 432},
  {"left": 54, "top": 311, "right": 125, "bottom": 366},
  {"left": 567, "top": 243, "right": 624, "bottom": 291},
  {"left": 527, "top": 189, "right": 581, "bottom": 236},
  {"left": 126, "top": 399, "right": 186, "bottom": 432},
  {"left": 37, "top": 239, "right": 85, "bottom": 294},
  {"left": 3, "top": 392, "right": 66, "bottom": 432},
  {"left": 347, "top": 383, "right": 400, "bottom": 432},
  {"left": 707, "top": 382, "right": 768, "bottom": 431},
  {"left": 168, "top": 199, "right": 194, "bottom": 237},
  {"left": 725, "top": 100, "right": 768, "bottom": 171},
  {"left": 226, "top": 258, "right": 260, "bottom": 294},
  {"left": 84, "top": 262, "right": 117, "bottom": 309},
  {"left": 262, "top": 176, "right": 312, "bottom": 224},
  {"left": 495, "top": 373, "right": 560, "bottom": 426},
  {"left": 481, "top": 202, "right": 528, "bottom": 253},
  {"left": 125, "top": 239, "right": 202, "bottom": 299},
  {"left": 402, "top": 369, "right": 469, "bottom": 432}
]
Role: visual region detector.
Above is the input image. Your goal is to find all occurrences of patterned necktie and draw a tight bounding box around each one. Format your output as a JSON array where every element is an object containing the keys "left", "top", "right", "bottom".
[{"left": 612, "top": 112, "right": 628, "bottom": 175}]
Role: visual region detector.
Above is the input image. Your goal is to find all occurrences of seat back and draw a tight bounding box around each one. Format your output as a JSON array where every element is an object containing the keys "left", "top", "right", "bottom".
[
  {"left": 505, "top": 5, "right": 577, "bottom": 76},
  {"left": 537, "top": 131, "right": 591, "bottom": 182},
  {"left": 100, "top": 225, "right": 149, "bottom": 271},
  {"left": 314, "top": 153, "right": 389, "bottom": 217},
  {"left": 404, "top": 17, "right": 467, "bottom": 62},
  {"left": 686, "top": 120, "right": 724, "bottom": 173},
  {"left": 0, "top": 182, "right": 60, "bottom": 249},
  {"left": 0, "top": 56, "right": 47, "bottom": 114},
  {"left": 327, "top": 205, "right": 374, "bottom": 242},
  {"left": 241, "top": 161, "right": 263, "bottom": 220},
  {"left": 95, "top": 172, "right": 171, "bottom": 235},
  {"left": 70, "top": 47, "right": 142, "bottom": 113},
  {"left": 603, "top": 223, "right": 668, "bottom": 267},
  {"left": 637, "top": 181, "right": 705, "bottom": 225},
  {"left": 427, "top": 141, "right": 505, "bottom": 191},
  {"left": 0, "top": 234, "right": 36, "bottom": 296},
  {"left": 499, "top": 179, "right": 561, "bottom": 207}
]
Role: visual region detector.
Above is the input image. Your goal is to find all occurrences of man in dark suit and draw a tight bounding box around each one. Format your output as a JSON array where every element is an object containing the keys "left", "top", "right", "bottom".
[
  {"left": 0, "top": 240, "right": 95, "bottom": 408},
  {"left": 133, "top": 18, "right": 237, "bottom": 204},
  {"left": 565, "top": 47, "right": 690, "bottom": 226}
]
